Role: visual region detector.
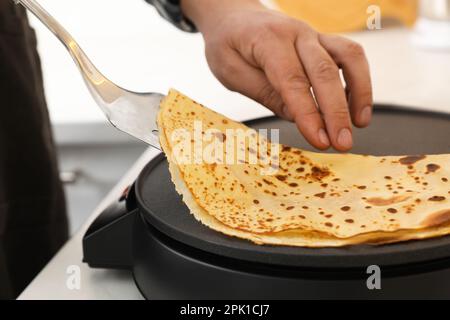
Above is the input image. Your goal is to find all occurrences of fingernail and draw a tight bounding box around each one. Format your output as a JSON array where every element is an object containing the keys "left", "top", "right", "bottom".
[
  {"left": 337, "top": 128, "right": 353, "bottom": 149},
  {"left": 318, "top": 128, "right": 330, "bottom": 146},
  {"left": 360, "top": 106, "right": 372, "bottom": 125}
]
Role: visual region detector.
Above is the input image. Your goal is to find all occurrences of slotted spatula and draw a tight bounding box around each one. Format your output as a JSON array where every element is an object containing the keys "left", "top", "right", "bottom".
[{"left": 14, "top": 0, "right": 163, "bottom": 149}]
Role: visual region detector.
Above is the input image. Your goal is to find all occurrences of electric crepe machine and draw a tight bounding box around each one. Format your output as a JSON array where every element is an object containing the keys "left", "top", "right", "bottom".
[{"left": 83, "top": 105, "right": 450, "bottom": 299}]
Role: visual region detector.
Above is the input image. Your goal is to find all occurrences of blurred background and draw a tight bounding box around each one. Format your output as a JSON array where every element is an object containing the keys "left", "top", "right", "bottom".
[{"left": 28, "top": 0, "right": 450, "bottom": 234}]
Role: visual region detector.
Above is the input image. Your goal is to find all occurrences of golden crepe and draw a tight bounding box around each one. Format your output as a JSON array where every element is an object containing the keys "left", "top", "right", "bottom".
[{"left": 157, "top": 89, "right": 450, "bottom": 247}]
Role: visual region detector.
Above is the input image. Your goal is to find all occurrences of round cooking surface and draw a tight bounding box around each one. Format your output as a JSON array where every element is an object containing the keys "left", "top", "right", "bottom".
[{"left": 136, "top": 105, "right": 450, "bottom": 268}]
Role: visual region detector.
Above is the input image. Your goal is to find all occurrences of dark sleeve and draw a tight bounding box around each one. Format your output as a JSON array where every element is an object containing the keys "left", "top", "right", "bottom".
[{"left": 144, "top": 0, "right": 197, "bottom": 32}]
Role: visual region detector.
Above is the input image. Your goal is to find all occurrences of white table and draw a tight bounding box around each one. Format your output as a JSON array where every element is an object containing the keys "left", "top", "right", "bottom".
[{"left": 19, "top": 3, "right": 450, "bottom": 299}]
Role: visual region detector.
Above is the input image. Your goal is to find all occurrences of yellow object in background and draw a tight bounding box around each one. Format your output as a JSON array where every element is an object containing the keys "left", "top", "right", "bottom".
[{"left": 274, "top": 0, "right": 418, "bottom": 33}]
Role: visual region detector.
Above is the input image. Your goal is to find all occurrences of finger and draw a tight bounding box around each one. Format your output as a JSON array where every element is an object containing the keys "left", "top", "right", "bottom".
[
  {"left": 254, "top": 39, "right": 330, "bottom": 150},
  {"left": 295, "top": 37, "right": 352, "bottom": 151},
  {"left": 214, "top": 49, "right": 291, "bottom": 121},
  {"left": 319, "top": 34, "right": 373, "bottom": 128}
]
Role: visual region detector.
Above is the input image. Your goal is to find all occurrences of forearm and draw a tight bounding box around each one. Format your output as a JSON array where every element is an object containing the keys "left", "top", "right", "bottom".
[{"left": 181, "top": 0, "right": 264, "bottom": 32}]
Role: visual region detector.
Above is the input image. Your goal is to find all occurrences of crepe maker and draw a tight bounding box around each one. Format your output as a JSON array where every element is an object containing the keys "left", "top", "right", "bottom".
[{"left": 83, "top": 104, "right": 450, "bottom": 299}]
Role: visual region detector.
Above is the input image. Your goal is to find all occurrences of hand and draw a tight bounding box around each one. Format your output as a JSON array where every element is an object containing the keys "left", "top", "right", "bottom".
[{"left": 182, "top": 0, "right": 373, "bottom": 151}]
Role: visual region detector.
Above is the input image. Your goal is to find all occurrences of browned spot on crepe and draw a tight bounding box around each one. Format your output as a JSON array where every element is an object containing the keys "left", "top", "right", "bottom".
[
  {"left": 428, "top": 196, "right": 446, "bottom": 202},
  {"left": 426, "top": 163, "right": 440, "bottom": 173},
  {"left": 314, "top": 192, "right": 326, "bottom": 199},
  {"left": 311, "top": 166, "right": 330, "bottom": 180},
  {"left": 366, "top": 195, "right": 411, "bottom": 206},
  {"left": 399, "top": 155, "right": 426, "bottom": 166}
]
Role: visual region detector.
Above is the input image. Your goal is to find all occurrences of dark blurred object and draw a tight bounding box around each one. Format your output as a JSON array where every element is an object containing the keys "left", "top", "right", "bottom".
[
  {"left": 0, "top": 2, "right": 68, "bottom": 299},
  {"left": 144, "top": 0, "right": 196, "bottom": 32}
]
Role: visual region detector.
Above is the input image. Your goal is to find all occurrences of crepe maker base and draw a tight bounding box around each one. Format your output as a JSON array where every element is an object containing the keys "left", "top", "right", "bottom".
[{"left": 83, "top": 104, "right": 450, "bottom": 299}]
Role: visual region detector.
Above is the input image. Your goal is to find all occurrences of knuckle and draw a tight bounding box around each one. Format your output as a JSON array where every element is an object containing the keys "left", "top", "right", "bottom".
[
  {"left": 261, "top": 17, "right": 295, "bottom": 37},
  {"left": 256, "top": 83, "right": 283, "bottom": 112},
  {"left": 323, "top": 108, "right": 350, "bottom": 121},
  {"left": 297, "top": 108, "right": 319, "bottom": 120},
  {"left": 250, "top": 27, "right": 297, "bottom": 64},
  {"left": 295, "top": 24, "right": 318, "bottom": 42},
  {"left": 345, "top": 41, "right": 365, "bottom": 58},
  {"left": 262, "top": 22, "right": 282, "bottom": 35},
  {"left": 313, "top": 59, "right": 339, "bottom": 82},
  {"left": 279, "top": 74, "right": 311, "bottom": 101},
  {"left": 283, "top": 72, "right": 311, "bottom": 91},
  {"left": 250, "top": 37, "right": 269, "bottom": 65},
  {"left": 253, "top": 25, "right": 278, "bottom": 45}
]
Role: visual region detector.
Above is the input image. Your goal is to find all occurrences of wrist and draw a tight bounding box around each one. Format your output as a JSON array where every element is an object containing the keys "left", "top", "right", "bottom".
[{"left": 181, "top": 0, "right": 265, "bottom": 32}]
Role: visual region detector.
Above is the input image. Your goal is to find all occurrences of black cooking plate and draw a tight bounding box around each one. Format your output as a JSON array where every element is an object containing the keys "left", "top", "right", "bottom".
[{"left": 136, "top": 105, "right": 450, "bottom": 269}]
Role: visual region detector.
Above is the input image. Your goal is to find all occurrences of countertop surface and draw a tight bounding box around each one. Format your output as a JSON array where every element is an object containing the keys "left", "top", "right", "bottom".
[{"left": 20, "top": 1, "right": 450, "bottom": 300}]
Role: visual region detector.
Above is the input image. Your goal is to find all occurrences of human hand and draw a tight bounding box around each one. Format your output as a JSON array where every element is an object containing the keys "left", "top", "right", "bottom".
[{"left": 182, "top": 0, "right": 373, "bottom": 151}]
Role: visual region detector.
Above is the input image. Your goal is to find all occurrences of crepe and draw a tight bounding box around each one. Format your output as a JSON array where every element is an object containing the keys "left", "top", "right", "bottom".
[{"left": 157, "top": 89, "right": 450, "bottom": 247}]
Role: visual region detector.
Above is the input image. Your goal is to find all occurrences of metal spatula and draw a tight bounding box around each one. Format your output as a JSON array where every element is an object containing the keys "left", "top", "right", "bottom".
[{"left": 14, "top": 0, "right": 163, "bottom": 149}]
